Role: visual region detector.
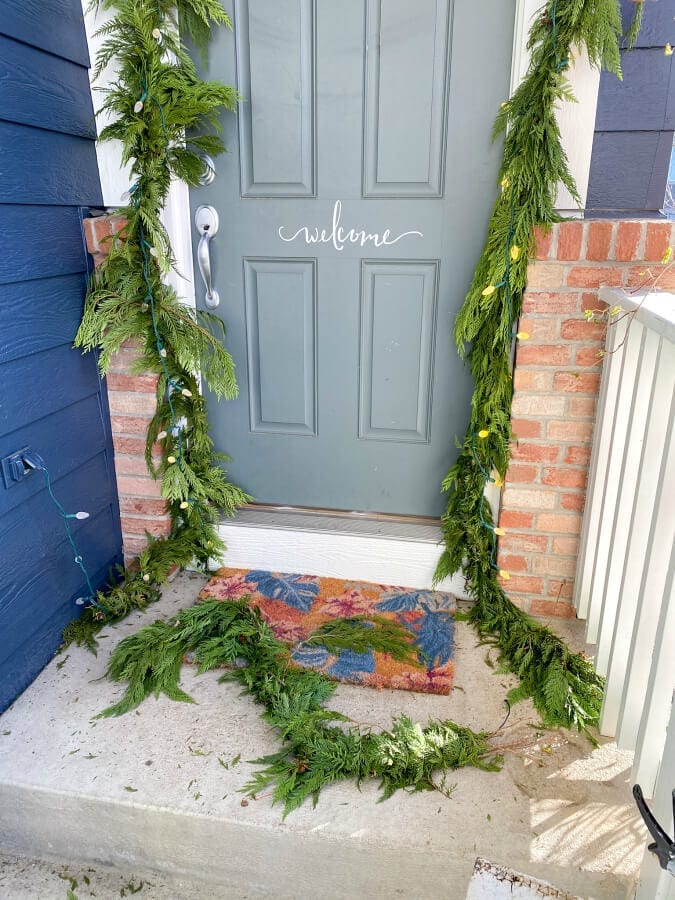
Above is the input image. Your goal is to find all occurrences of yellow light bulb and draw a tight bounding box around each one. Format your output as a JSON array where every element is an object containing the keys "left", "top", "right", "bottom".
[
  {"left": 182, "top": 388, "right": 193, "bottom": 398},
  {"left": 516, "top": 331, "right": 530, "bottom": 341},
  {"left": 478, "top": 429, "right": 490, "bottom": 439},
  {"left": 500, "top": 177, "right": 510, "bottom": 190},
  {"left": 493, "top": 477, "right": 504, "bottom": 488},
  {"left": 510, "top": 245, "right": 521, "bottom": 262},
  {"left": 666, "top": 43, "right": 673, "bottom": 56},
  {"left": 180, "top": 501, "right": 189, "bottom": 509},
  {"left": 499, "top": 570, "right": 511, "bottom": 581},
  {"left": 494, "top": 527, "right": 506, "bottom": 536},
  {"left": 167, "top": 455, "right": 176, "bottom": 464},
  {"left": 482, "top": 284, "right": 496, "bottom": 297}
]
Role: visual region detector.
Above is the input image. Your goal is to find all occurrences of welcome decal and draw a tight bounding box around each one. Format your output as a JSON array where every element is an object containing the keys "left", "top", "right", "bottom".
[{"left": 278, "top": 200, "right": 423, "bottom": 251}]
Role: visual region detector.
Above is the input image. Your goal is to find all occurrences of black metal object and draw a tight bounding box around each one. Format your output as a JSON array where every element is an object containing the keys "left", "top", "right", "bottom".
[{"left": 633, "top": 784, "right": 675, "bottom": 876}]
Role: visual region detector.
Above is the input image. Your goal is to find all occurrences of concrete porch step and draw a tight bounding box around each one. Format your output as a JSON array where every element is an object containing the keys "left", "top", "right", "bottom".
[{"left": 0, "top": 574, "right": 645, "bottom": 899}]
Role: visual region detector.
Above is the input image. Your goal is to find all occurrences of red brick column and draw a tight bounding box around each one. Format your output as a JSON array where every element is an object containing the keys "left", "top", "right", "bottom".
[
  {"left": 498, "top": 219, "right": 674, "bottom": 617},
  {"left": 84, "top": 216, "right": 172, "bottom": 565}
]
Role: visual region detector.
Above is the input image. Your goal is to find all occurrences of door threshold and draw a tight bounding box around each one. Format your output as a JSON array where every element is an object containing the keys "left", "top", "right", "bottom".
[
  {"left": 232, "top": 506, "right": 443, "bottom": 543},
  {"left": 216, "top": 509, "right": 467, "bottom": 598}
]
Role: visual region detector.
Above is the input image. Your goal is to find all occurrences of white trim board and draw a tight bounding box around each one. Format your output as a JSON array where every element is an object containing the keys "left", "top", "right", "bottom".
[
  {"left": 510, "top": 0, "right": 601, "bottom": 213},
  {"left": 215, "top": 521, "right": 469, "bottom": 598}
]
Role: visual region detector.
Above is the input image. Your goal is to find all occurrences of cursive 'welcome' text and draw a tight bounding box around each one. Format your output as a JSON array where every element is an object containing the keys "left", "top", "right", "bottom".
[{"left": 278, "top": 201, "right": 423, "bottom": 251}]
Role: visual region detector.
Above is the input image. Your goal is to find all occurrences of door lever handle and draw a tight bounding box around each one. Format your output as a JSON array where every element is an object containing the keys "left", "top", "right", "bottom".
[{"left": 194, "top": 205, "right": 220, "bottom": 309}]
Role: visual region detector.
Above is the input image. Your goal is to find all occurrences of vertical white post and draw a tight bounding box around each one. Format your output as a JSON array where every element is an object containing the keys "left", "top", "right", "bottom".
[
  {"left": 617, "top": 415, "right": 675, "bottom": 751},
  {"left": 595, "top": 326, "right": 660, "bottom": 675},
  {"left": 634, "top": 696, "right": 675, "bottom": 900},
  {"left": 600, "top": 338, "right": 673, "bottom": 736},
  {"left": 574, "top": 320, "right": 623, "bottom": 618},
  {"left": 511, "top": 0, "right": 602, "bottom": 211}
]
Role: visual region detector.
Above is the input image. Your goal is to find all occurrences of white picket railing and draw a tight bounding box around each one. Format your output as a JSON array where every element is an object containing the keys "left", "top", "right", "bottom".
[{"left": 573, "top": 287, "right": 674, "bottom": 859}]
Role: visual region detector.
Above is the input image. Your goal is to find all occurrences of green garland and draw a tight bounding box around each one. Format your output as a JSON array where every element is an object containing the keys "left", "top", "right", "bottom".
[
  {"left": 100, "top": 598, "right": 501, "bottom": 815},
  {"left": 432, "top": 0, "right": 642, "bottom": 733},
  {"left": 67, "top": 0, "right": 643, "bottom": 790},
  {"left": 69, "top": 0, "right": 250, "bottom": 647}
]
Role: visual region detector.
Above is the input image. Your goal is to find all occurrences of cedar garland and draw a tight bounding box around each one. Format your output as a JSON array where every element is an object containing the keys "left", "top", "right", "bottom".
[
  {"left": 69, "top": 0, "right": 643, "bottom": 796},
  {"left": 433, "top": 0, "right": 642, "bottom": 733}
]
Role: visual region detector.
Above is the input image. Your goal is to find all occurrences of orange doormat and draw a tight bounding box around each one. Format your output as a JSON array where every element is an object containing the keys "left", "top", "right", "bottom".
[{"left": 198, "top": 568, "right": 456, "bottom": 695}]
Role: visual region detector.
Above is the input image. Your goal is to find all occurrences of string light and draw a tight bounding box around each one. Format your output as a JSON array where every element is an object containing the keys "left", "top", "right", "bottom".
[
  {"left": 21, "top": 450, "right": 108, "bottom": 616},
  {"left": 478, "top": 429, "right": 490, "bottom": 439}
]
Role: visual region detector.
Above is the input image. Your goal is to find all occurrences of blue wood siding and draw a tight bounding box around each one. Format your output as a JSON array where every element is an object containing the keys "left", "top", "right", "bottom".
[
  {"left": 587, "top": 0, "right": 675, "bottom": 214},
  {"left": 0, "top": 1, "right": 123, "bottom": 712}
]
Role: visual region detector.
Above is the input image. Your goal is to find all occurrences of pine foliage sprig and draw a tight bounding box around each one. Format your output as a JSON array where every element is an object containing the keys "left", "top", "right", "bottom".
[
  {"left": 68, "top": 0, "right": 248, "bottom": 646},
  {"left": 303, "top": 616, "right": 420, "bottom": 664},
  {"left": 435, "top": 0, "right": 636, "bottom": 737},
  {"left": 100, "top": 599, "right": 501, "bottom": 813}
]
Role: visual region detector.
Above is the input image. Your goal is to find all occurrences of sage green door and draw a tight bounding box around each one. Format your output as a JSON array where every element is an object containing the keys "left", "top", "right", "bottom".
[{"left": 190, "top": 0, "right": 515, "bottom": 517}]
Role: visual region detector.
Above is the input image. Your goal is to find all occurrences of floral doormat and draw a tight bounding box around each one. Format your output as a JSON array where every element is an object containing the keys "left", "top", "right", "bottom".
[{"left": 198, "top": 568, "right": 456, "bottom": 694}]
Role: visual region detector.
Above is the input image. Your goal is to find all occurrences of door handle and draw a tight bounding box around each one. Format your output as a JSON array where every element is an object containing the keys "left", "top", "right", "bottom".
[{"left": 194, "top": 205, "right": 220, "bottom": 309}]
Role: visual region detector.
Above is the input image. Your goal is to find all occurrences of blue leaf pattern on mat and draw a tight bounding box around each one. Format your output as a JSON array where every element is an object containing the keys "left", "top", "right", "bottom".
[
  {"left": 410, "top": 612, "right": 455, "bottom": 667},
  {"left": 328, "top": 649, "right": 375, "bottom": 679},
  {"left": 376, "top": 591, "right": 453, "bottom": 613},
  {"left": 291, "top": 644, "right": 332, "bottom": 669},
  {"left": 244, "top": 571, "right": 320, "bottom": 612}
]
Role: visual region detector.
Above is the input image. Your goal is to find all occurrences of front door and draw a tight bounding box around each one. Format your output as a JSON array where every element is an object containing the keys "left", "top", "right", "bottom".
[{"left": 190, "top": 0, "right": 515, "bottom": 517}]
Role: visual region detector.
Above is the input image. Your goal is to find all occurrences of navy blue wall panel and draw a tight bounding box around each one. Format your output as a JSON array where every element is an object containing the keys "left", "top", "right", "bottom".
[
  {"left": 588, "top": 0, "right": 675, "bottom": 213},
  {"left": 2, "top": 0, "right": 90, "bottom": 66},
  {"left": 0, "top": 7, "right": 122, "bottom": 712},
  {"left": 0, "top": 36, "right": 97, "bottom": 138},
  {"left": 0, "top": 207, "right": 92, "bottom": 284},
  {"left": 0, "top": 123, "right": 103, "bottom": 206}
]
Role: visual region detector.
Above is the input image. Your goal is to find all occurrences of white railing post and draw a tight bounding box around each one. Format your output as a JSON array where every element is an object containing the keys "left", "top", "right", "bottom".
[
  {"left": 575, "top": 288, "right": 675, "bottom": 802},
  {"left": 634, "top": 695, "right": 675, "bottom": 900}
]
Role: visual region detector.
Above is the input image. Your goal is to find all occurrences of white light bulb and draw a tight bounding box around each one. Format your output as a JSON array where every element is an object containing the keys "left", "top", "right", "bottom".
[
  {"left": 134, "top": 100, "right": 144, "bottom": 113},
  {"left": 159, "top": 348, "right": 167, "bottom": 358},
  {"left": 75, "top": 597, "right": 86, "bottom": 606},
  {"left": 157, "top": 430, "right": 168, "bottom": 440},
  {"left": 74, "top": 511, "right": 90, "bottom": 520}
]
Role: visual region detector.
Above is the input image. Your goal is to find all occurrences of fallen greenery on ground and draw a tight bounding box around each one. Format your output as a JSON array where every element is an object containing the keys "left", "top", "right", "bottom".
[{"left": 101, "top": 599, "right": 501, "bottom": 815}]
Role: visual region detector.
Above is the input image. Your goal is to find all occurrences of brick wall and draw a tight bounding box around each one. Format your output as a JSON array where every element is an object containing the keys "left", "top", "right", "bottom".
[
  {"left": 497, "top": 219, "right": 675, "bottom": 617},
  {"left": 84, "top": 216, "right": 172, "bottom": 564}
]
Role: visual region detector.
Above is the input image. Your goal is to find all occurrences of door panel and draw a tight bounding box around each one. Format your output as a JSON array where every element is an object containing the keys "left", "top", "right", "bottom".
[
  {"left": 363, "top": 0, "right": 450, "bottom": 196},
  {"left": 191, "top": 0, "right": 515, "bottom": 516},
  {"left": 244, "top": 257, "right": 318, "bottom": 435}
]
